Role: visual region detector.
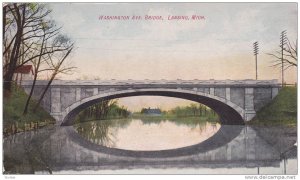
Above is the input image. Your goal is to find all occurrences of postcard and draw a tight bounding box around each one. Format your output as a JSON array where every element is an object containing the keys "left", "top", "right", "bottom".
[{"left": 2, "top": 2, "right": 298, "bottom": 176}]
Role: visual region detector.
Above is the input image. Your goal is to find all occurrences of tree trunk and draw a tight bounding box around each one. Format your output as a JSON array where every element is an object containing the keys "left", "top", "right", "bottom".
[
  {"left": 33, "top": 73, "right": 56, "bottom": 112},
  {"left": 23, "top": 71, "right": 38, "bottom": 115},
  {"left": 4, "top": 4, "right": 25, "bottom": 92},
  {"left": 33, "top": 48, "right": 73, "bottom": 111},
  {"left": 23, "top": 31, "right": 46, "bottom": 114},
  {"left": 3, "top": 5, "right": 6, "bottom": 41}
]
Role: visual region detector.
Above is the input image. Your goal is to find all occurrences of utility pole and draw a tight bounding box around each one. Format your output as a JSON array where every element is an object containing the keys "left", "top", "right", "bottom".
[
  {"left": 253, "top": 41, "right": 259, "bottom": 80},
  {"left": 280, "top": 30, "right": 287, "bottom": 87}
]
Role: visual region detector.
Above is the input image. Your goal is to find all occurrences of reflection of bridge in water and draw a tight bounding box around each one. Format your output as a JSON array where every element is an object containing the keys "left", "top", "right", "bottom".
[
  {"left": 4, "top": 125, "right": 293, "bottom": 173},
  {"left": 21, "top": 79, "right": 281, "bottom": 125}
]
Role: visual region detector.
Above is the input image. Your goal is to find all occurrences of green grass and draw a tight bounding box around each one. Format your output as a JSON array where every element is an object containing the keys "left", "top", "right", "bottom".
[
  {"left": 249, "top": 86, "right": 297, "bottom": 127},
  {"left": 3, "top": 86, "right": 55, "bottom": 135}
]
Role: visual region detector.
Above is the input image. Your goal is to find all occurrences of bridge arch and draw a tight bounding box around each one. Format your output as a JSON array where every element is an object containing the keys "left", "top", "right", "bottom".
[{"left": 60, "top": 88, "right": 245, "bottom": 126}]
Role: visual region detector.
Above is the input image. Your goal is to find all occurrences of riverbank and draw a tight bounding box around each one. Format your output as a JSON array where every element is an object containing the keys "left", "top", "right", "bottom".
[
  {"left": 248, "top": 86, "right": 297, "bottom": 127},
  {"left": 3, "top": 86, "right": 56, "bottom": 136}
]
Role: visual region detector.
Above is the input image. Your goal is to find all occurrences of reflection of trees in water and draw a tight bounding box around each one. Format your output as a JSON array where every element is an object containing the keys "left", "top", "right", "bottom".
[
  {"left": 4, "top": 127, "right": 56, "bottom": 174},
  {"left": 191, "top": 122, "right": 206, "bottom": 134},
  {"left": 210, "top": 121, "right": 218, "bottom": 130},
  {"left": 74, "top": 118, "right": 220, "bottom": 148},
  {"left": 5, "top": 123, "right": 294, "bottom": 174},
  {"left": 191, "top": 121, "right": 220, "bottom": 136},
  {"left": 140, "top": 116, "right": 218, "bottom": 128},
  {"left": 139, "top": 117, "right": 221, "bottom": 137},
  {"left": 74, "top": 119, "right": 132, "bottom": 147}
]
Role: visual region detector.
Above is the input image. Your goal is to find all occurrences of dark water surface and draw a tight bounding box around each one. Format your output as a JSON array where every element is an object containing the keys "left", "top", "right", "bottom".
[{"left": 3, "top": 118, "right": 297, "bottom": 174}]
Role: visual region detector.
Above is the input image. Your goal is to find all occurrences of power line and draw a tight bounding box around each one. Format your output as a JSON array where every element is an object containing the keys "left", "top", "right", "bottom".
[
  {"left": 280, "top": 30, "right": 287, "bottom": 87},
  {"left": 253, "top": 41, "right": 259, "bottom": 80}
]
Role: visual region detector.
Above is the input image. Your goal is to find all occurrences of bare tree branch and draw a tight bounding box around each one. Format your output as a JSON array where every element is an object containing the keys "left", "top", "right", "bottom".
[{"left": 267, "top": 36, "right": 297, "bottom": 72}]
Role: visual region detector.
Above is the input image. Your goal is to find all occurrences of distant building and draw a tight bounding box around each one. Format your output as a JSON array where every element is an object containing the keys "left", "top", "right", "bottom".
[
  {"left": 142, "top": 108, "right": 162, "bottom": 116},
  {"left": 13, "top": 65, "right": 35, "bottom": 85}
]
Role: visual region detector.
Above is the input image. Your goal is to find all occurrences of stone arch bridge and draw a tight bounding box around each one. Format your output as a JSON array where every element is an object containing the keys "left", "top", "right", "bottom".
[{"left": 21, "top": 79, "right": 280, "bottom": 125}]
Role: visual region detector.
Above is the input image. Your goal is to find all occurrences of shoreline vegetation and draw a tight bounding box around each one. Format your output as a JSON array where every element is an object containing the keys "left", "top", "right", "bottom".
[
  {"left": 3, "top": 85, "right": 55, "bottom": 137},
  {"left": 132, "top": 103, "right": 219, "bottom": 123},
  {"left": 3, "top": 3, "right": 74, "bottom": 137},
  {"left": 74, "top": 100, "right": 130, "bottom": 124},
  {"left": 74, "top": 103, "right": 220, "bottom": 125},
  {"left": 248, "top": 86, "right": 297, "bottom": 127}
]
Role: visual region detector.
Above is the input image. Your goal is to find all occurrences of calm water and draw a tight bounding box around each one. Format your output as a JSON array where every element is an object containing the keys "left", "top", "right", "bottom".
[
  {"left": 73, "top": 119, "right": 221, "bottom": 151},
  {"left": 3, "top": 117, "right": 297, "bottom": 174}
]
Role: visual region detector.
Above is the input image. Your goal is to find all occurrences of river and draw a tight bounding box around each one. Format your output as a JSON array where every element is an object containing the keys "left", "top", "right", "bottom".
[{"left": 3, "top": 117, "right": 297, "bottom": 174}]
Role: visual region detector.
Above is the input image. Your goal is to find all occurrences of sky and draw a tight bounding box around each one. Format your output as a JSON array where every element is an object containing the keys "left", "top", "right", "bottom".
[{"left": 47, "top": 3, "right": 297, "bottom": 111}]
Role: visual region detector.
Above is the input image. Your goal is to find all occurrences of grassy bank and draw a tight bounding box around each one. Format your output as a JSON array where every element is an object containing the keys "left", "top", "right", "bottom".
[
  {"left": 248, "top": 86, "right": 297, "bottom": 127},
  {"left": 3, "top": 86, "right": 55, "bottom": 136}
]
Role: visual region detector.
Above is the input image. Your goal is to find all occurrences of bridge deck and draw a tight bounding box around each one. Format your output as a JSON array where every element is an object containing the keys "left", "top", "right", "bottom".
[{"left": 22, "top": 79, "right": 280, "bottom": 87}]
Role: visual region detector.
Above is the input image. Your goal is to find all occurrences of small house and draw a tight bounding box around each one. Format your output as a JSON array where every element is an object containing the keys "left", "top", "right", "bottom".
[
  {"left": 13, "top": 65, "right": 35, "bottom": 85},
  {"left": 143, "top": 108, "right": 162, "bottom": 116}
]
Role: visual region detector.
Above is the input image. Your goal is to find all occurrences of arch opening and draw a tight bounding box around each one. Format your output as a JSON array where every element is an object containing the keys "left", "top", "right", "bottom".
[{"left": 61, "top": 90, "right": 245, "bottom": 126}]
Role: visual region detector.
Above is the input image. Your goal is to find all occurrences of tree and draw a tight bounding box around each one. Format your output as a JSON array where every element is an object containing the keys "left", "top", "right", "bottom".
[
  {"left": 33, "top": 44, "right": 75, "bottom": 112},
  {"left": 75, "top": 99, "right": 130, "bottom": 122},
  {"left": 3, "top": 3, "right": 74, "bottom": 95},
  {"left": 141, "top": 108, "right": 147, "bottom": 114},
  {"left": 23, "top": 25, "right": 47, "bottom": 114},
  {"left": 267, "top": 33, "right": 297, "bottom": 85},
  {"left": 268, "top": 37, "right": 297, "bottom": 68},
  {"left": 3, "top": 4, "right": 26, "bottom": 93},
  {"left": 3, "top": 3, "right": 75, "bottom": 113}
]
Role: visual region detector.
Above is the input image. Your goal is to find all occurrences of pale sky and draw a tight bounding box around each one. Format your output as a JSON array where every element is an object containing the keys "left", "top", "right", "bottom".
[
  {"left": 47, "top": 3, "right": 297, "bottom": 111},
  {"left": 117, "top": 96, "right": 197, "bottom": 111}
]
